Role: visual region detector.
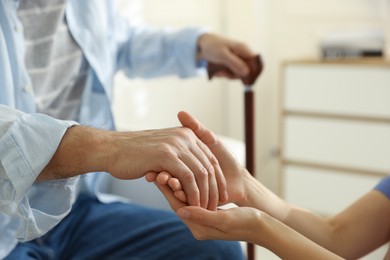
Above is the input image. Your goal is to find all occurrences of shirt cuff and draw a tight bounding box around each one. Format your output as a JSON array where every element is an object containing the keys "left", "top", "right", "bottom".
[
  {"left": 173, "top": 27, "right": 209, "bottom": 78},
  {"left": 0, "top": 112, "right": 79, "bottom": 241},
  {"left": 0, "top": 112, "right": 77, "bottom": 198}
]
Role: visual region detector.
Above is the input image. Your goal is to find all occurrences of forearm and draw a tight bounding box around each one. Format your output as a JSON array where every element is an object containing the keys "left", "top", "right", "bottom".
[
  {"left": 284, "top": 207, "right": 339, "bottom": 253},
  {"left": 118, "top": 25, "right": 204, "bottom": 79},
  {"left": 39, "top": 125, "right": 111, "bottom": 180},
  {"left": 240, "top": 172, "right": 290, "bottom": 221},
  {"left": 0, "top": 107, "right": 82, "bottom": 240},
  {"left": 241, "top": 173, "right": 338, "bottom": 253},
  {"left": 40, "top": 119, "right": 227, "bottom": 209},
  {"left": 255, "top": 213, "right": 343, "bottom": 260}
]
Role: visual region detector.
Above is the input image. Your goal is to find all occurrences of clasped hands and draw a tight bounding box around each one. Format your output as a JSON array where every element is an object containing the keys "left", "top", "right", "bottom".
[{"left": 145, "top": 111, "right": 261, "bottom": 243}]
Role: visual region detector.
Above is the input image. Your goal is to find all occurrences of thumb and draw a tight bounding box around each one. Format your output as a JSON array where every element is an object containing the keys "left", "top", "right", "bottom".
[
  {"left": 177, "top": 206, "right": 220, "bottom": 227},
  {"left": 177, "top": 111, "right": 218, "bottom": 146}
]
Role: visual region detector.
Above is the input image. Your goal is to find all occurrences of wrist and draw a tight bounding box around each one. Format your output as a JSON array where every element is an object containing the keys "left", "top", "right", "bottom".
[
  {"left": 241, "top": 172, "right": 291, "bottom": 222},
  {"left": 253, "top": 212, "right": 293, "bottom": 253},
  {"left": 236, "top": 169, "right": 255, "bottom": 206},
  {"left": 196, "top": 32, "right": 210, "bottom": 62},
  {"left": 250, "top": 211, "right": 274, "bottom": 246}
]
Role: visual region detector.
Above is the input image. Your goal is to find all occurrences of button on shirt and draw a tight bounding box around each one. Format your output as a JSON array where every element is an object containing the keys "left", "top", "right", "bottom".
[{"left": 0, "top": 0, "right": 204, "bottom": 258}]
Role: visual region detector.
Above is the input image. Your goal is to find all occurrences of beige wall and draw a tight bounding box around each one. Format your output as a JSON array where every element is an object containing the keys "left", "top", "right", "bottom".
[
  {"left": 113, "top": 0, "right": 389, "bottom": 194},
  {"left": 225, "top": 0, "right": 388, "bottom": 193}
]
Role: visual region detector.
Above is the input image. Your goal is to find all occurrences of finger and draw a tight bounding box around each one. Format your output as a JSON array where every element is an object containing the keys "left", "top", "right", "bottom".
[
  {"left": 214, "top": 71, "right": 237, "bottom": 79},
  {"left": 156, "top": 171, "right": 171, "bottom": 185},
  {"left": 165, "top": 159, "right": 200, "bottom": 207},
  {"left": 174, "top": 128, "right": 215, "bottom": 209},
  {"left": 195, "top": 140, "right": 219, "bottom": 210},
  {"left": 192, "top": 139, "right": 220, "bottom": 209},
  {"left": 230, "top": 42, "right": 257, "bottom": 60},
  {"left": 167, "top": 177, "right": 187, "bottom": 203},
  {"left": 174, "top": 190, "right": 187, "bottom": 203},
  {"left": 145, "top": 172, "right": 158, "bottom": 182},
  {"left": 214, "top": 163, "right": 228, "bottom": 203},
  {"left": 179, "top": 151, "right": 209, "bottom": 209},
  {"left": 178, "top": 111, "right": 218, "bottom": 146},
  {"left": 206, "top": 164, "right": 218, "bottom": 210},
  {"left": 177, "top": 206, "right": 221, "bottom": 227},
  {"left": 168, "top": 177, "right": 182, "bottom": 191},
  {"left": 156, "top": 182, "right": 187, "bottom": 212},
  {"left": 178, "top": 112, "right": 228, "bottom": 202},
  {"left": 156, "top": 173, "right": 187, "bottom": 203},
  {"left": 221, "top": 48, "right": 250, "bottom": 77}
]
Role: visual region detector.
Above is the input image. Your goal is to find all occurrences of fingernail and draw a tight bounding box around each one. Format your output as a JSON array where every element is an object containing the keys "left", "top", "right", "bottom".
[
  {"left": 224, "top": 191, "right": 229, "bottom": 201},
  {"left": 178, "top": 208, "right": 190, "bottom": 219}
]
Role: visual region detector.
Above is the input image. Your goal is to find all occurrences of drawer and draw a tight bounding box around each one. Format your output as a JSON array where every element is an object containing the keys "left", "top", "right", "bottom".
[
  {"left": 284, "top": 64, "right": 390, "bottom": 118},
  {"left": 284, "top": 116, "right": 390, "bottom": 172},
  {"left": 283, "top": 165, "right": 383, "bottom": 215}
]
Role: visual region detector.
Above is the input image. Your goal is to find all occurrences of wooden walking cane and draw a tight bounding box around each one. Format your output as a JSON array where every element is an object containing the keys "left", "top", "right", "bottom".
[{"left": 208, "top": 55, "right": 263, "bottom": 260}]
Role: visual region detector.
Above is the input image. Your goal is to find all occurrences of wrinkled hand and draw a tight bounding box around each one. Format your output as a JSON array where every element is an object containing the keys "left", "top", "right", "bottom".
[
  {"left": 197, "top": 33, "right": 256, "bottom": 78},
  {"left": 107, "top": 126, "right": 227, "bottom": 209}
]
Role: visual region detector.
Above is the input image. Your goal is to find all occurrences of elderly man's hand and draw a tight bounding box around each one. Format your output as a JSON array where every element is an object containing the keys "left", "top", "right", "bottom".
[
  {"left": 105, "top": 126, "right": 227, "bottom": 210},
  {"left": 197, "top": 33, "right": 256, "bottom": 78},
  {"left": 40, "top": 122, "right": 227, "bottom": 210}
]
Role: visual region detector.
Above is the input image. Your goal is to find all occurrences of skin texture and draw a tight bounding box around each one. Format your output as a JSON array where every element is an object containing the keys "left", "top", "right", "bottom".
[{"left": 147, "top": 111, "right": 390, "bottom": 259}]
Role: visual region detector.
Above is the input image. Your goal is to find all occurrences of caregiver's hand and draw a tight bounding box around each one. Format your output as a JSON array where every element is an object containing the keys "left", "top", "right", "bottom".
[
  {"left": 178, "top": 206, "right": 262, "bottom": 242},
  {"left": 154, "top": 178, "right": 262, "bottom": 243},
  {"left": 156, "top": 180, "right": 343, "bottom": 260},
  {"left": 156, "top": 178, "right": 261, "bottom": 241}
]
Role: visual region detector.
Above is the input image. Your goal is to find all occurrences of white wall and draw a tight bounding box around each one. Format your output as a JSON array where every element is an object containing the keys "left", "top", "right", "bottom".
[{"left": 113, "top": 0, "right": 227, "bottom": 133}]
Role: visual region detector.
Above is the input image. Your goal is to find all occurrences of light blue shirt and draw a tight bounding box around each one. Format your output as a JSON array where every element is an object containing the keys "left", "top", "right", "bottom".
[{"left": 0, "top": 0, "right": 204, "bottom": 257}]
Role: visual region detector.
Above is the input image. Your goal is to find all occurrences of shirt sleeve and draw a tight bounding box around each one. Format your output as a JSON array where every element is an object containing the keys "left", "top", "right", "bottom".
[
  {"left": 0, "top": 105, "right": 79, "bottom": 241},
  {"left": 110, "top": 4, "right": 207, "bottom": 79},
  {"left": 374, "top": 176, "right": 390, "bottom": 199}
]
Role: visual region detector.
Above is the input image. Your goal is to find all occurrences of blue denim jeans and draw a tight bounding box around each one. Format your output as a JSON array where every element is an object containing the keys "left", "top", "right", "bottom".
[{"left": 6, "top": 194, "right": 244, "bottom": 260}]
